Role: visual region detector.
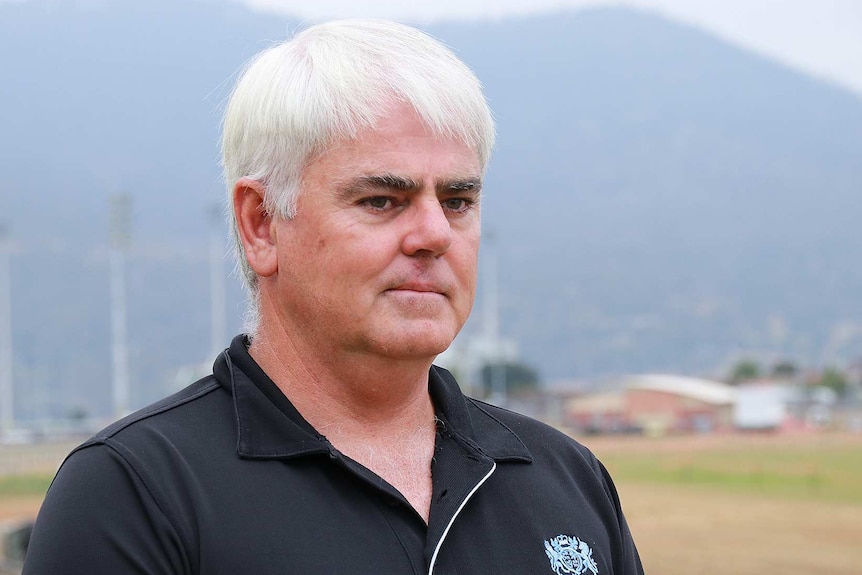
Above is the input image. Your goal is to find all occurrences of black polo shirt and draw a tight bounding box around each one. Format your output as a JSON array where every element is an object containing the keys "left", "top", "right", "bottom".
[{"left": 24, "top": 336, "right": 643, "bottom": 575}]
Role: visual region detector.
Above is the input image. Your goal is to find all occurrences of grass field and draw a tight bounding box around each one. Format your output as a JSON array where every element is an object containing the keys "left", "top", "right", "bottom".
[
  {"left": 583, "top": 432, "right": 862, "bottom": 575},
  {"left": 1, "top": 433, "right": 860, "bottom": 574},
  {"left": 0, "top": 474, "right": 53, "bottom": 499},
  {"left": 591, "top": 432, "right": 862, "bottom": 504}
]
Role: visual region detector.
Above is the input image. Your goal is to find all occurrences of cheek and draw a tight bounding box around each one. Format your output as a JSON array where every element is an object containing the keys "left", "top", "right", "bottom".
[
  {"left": 458, "top": 236, "right": 481, "bottom": 274},
  {"left": 452, "top": 254, "right": 480, "bottom": 302},
  {"left": 324, "top": 231, "right": 400, "bottom": 279}
]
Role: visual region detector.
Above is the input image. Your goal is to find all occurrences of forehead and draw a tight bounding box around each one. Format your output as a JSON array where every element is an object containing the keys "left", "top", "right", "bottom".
[{"left": 303, "top": 104, "right": 482, "bottom": 183}]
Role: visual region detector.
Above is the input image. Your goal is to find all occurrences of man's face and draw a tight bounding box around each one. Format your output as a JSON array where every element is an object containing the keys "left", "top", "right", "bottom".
[{"left": 268, "top": 104, "right": 482, "bottom": 361}]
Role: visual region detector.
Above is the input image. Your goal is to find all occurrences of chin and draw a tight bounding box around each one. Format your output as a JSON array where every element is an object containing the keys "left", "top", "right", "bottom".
[
  {"left": 370, "top": 325, "right": 459, "bottom": 360},
  {"left": 381, "top": 340, "right": 452, "bottom": 360}
]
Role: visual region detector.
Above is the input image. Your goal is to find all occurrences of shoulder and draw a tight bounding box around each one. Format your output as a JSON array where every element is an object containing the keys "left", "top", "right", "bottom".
[
  {"left": 57, "top": 375, "right": 234, "bottom": 501},
  {"left": 26, "top": 431, "right": 195, "bottom": 574},
  {"left": 92, "top": 376, "right": 224, "bottom": 442},
  {"left": 38, "top": 376, "right": 233, "bottom": 550},
  {"left": 71, "top": 376, "right": 231, "bottom": 466}
]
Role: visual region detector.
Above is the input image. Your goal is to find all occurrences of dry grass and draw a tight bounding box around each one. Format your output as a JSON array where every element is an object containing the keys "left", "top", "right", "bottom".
[
  {"left": 0, "top": 441, "right": 74, "bottom": 524},
  {"left": 622, "top": 484, "right": 861, "bottom": 575},
  {"left": 583, "top": 432, "right": 862, "bottom": 575},
  {"left": 0, "top": 497, "right": 43, "bottom": 524}
]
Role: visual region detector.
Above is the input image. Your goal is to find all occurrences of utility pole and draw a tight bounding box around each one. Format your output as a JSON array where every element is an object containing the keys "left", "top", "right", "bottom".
[
  {"left": 483, "top": 230, "right": 507, "bottom": 406},
  {"left": 109, "top": 194, "right": 132, "bottom": 418},
  {"left": 208, "top": 204, "right": 226, "bottom": 359},
  {"left": 0, "top": 222, "right": 14, "bottom": 433}
]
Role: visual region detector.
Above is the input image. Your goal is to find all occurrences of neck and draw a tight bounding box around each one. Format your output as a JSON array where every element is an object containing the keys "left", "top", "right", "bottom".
[
  {"left": 248, "top": 321, "right": 436, "bottom": 432},
  {"left": 248, "top": 323, "right": 439, "bottom": 522}
]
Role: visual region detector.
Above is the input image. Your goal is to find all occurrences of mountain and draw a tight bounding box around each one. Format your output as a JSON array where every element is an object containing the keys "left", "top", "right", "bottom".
[
  {"left": 431, "top": 10, "right": 862, "bottom": 377},
  {"left": 1, "top": 0, "right": 861, "bottom": 419}
]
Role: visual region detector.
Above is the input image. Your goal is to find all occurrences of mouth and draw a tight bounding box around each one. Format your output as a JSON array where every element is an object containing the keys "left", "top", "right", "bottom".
[{"left": 386, "top": 281, "right": 447, "bottom": 296}]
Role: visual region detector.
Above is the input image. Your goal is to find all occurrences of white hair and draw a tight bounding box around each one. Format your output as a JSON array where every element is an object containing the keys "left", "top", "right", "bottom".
[{"left": 221, "top": 19, "right": 496, "bottom": 334}]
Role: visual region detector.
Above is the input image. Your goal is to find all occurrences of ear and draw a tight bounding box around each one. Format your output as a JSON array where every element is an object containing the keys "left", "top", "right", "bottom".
[{"left": 233, "top": 178, "right": 278, "bottom": 278}]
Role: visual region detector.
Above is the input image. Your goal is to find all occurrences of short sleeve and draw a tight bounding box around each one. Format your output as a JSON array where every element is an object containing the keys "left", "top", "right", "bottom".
[{"left": 22, "top": 442, "right": 189, "bottom": 575}]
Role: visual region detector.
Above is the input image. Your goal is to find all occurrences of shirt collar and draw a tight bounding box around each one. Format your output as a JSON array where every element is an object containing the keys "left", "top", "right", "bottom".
[
  {"left": 213, "top": 335, "right": 532, "bottom": 463},
  {"left": 428, "top": 365, "right": 532, "bottom": 463}
]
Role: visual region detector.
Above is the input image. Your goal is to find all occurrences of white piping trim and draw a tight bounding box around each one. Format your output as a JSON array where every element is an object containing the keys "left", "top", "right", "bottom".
[{"left": 428, "top": 461, "right": 497, "bottom": 575}]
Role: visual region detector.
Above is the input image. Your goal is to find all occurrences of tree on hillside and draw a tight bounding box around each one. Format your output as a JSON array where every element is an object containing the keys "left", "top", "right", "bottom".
[
  {"left": 818, "top": 367, "right": 848, "bottom": 397},
  {"left": 771, "top": 360, "right": 798, "bottom": 379},
  {"left": 727, "top": 359, "right": 761, "bottom": 385}
]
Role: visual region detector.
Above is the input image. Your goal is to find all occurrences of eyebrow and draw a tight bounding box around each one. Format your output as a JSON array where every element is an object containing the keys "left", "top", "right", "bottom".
[
  {"left": 358, "top": 174, "right": 420, "bottom": 192},
  {"left": 441, "top": 178, "right": 482, "bottom": 195},
  {"left": 340, "top": 174, "right": 482, "bottom": 199}
]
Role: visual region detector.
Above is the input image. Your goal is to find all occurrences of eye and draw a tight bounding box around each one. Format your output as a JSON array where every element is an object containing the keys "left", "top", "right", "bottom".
[
  {"left": 361, "top": 196, "right": 394, "bottom": 210},
  {"left": 442, "top": 198, "right": 473, "bottom": 212}
]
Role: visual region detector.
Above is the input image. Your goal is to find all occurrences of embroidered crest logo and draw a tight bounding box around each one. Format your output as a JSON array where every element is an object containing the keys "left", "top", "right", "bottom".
[{"left": 544, "top": 534, "right": 599, "bottom": 575}]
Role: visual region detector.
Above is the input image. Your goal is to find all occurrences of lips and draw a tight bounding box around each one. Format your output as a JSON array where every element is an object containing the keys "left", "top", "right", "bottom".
[{"left": 386, "top": 280, "right": 447, "bottom": 295}]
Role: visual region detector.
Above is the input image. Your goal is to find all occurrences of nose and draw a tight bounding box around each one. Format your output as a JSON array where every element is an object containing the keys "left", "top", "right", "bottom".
[{"left": 401, "top": 197, "right": 452, "bottom": 257}]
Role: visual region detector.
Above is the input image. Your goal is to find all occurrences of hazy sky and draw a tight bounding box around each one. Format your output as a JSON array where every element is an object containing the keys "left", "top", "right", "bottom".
[
  {"left": 244, "top": 0, "right": 862, "bottom": 97},
  {"left": 3, "top": 0, "right": 860, "bottom": 96}
]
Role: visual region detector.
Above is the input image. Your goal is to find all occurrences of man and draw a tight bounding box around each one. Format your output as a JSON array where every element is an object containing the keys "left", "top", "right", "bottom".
[{"left": 24, "top": 20, "right": 643, "bottom": 575}]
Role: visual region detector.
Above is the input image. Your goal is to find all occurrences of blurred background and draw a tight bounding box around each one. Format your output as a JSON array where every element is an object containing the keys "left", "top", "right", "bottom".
[{"left": 0, "top": 0, "right": 860, "bottom": 573}]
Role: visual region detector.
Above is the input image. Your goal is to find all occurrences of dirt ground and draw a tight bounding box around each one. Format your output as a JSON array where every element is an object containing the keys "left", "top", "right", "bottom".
[
  {"left": 0, "top": 498, "right": 42, "bottom": 524},
  {"left": 584, "top": 432, "right": 862, "bottom": 575},
  {"left": 0, "top": 441, "right": 76, "bottom": 525},
  {"left": 620, "top": 482, "right": 862, "bottom": 575}
]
